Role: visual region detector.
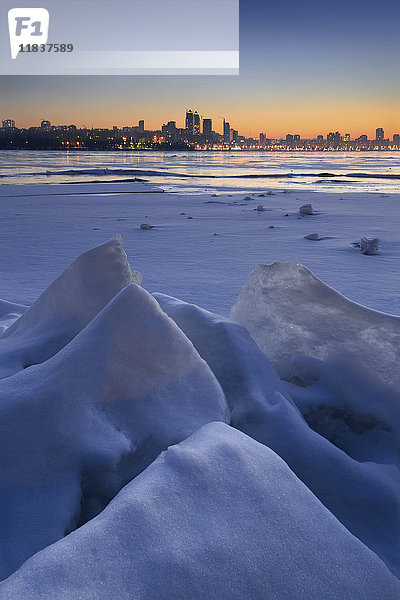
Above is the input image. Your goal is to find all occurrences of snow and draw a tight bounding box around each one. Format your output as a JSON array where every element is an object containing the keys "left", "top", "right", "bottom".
[
  {"left": 0, "top": 176, "right": 399, "bottom": 597},
  {"left": 155, "top": 293, "right": 400, "bottom": 578},
  {"left": 1, "top": 183, "right": 400, "bottom": 316},
  {"left": 0, "top": 262, "right": 227, "bottom": 579},
  {"left": 2, "top": 423, "right": 399, "bottom": 600},
  {"left": 0, "top": 235, "right": 137, "bottom": 379}
]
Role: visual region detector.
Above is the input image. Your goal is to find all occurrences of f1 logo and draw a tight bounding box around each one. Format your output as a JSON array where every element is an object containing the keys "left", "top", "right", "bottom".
[{"left": 8, "top": 8, "right": 49, "bottom": 59}]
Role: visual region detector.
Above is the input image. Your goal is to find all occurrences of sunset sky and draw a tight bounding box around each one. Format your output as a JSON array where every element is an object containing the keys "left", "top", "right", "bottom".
[{"left": 1, "top": 0, "right": 399, "bottom": 138}]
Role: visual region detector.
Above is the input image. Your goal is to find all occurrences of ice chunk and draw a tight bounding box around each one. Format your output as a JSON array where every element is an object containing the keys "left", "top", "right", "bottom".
[
  {"left": 1, "top": 423, "right": 399, "bottom": 600},
  {"left": 156, "top": 293, "right": 400, "bottom": 577},
  {"left": 361, "top": 237, "right": 380, "bottom": 255},
  {"left": 300, "top": 204, "right": 314, "bottom": 215},
  {"left": 0, "top": 236, "right": 138, "bottom": 379},
  {"left": 230, "top": 262, "right": 400, "bottom": 390},
  {"left": 0, "top": 284, "right": 227, "bottom": 579}
]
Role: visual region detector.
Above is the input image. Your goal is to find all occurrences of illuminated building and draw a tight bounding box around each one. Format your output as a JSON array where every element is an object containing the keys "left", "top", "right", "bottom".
[
  {"left": 41, "top": 120, "right": 51, "bottom": 131},
  {"left": 376, "top": 127, "right": 384, "bottom": 141},
  {"left": 393, "top": 134, "right": 400, "bottom": 144},
  {"left": 194, "top": 112, "right": 200, "bottom": 135},
  {"left": 185, "top": 110, "right": 194, "bottom": 135},
  {"left": 138, "top": 120, "right": 145, "bottom": 132},
  {"left": 327, "top": 132, "right": 341, "bottom": 146},
  {"left": 344, "top": 133, "right": 350, "bottom": 142},
  {"left": 162, "top": 121, "right": 177, "bottom": 141},
  {"left": 2, "top": 119, "right": 15, "bottom": 128}
]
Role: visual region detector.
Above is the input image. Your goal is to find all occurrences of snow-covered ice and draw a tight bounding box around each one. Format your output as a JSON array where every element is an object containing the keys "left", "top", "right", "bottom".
[
  {"left": 0, "top": 176, "right": 399, "bottom": 598},
  {"left": 0, "top": 235, "right": 136, "bottom": 378},
  {"left": 1, "top": 423, "right": 399, "bottom": 600},
  {"left": 230, "top": 261, "right": 400, "bottom": 390},
  {"left": 156, "top": 292, "right": 400, "bottom": 577},
  {"left": 0, "top": 253, "right": 227, "bottom": 579}
]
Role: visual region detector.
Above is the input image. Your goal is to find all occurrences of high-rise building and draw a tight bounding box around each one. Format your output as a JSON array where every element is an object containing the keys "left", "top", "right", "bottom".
[
  {"left": 185, "top": 110, "right": 194, "bottom": 135},
  {"left": 376, "top": 127, "right": 384, "bottom": 141},
  {"left": 194, "top": 112, "right": 200, "bottom": 136},
  {"left": 138, "top": 120, "right": 145, "bottom": 133},
  {"left": 356, "top": 134, "right": 368, "bottom": 143},
  {"left": 203, "top": 119, "right": 213, "bottom": 136},
  {"left": 260, "top": 133, "right": 266, "bottom": 146},
  {"left": 327, "top": 131, "right": 341, "bottom": 146},
  {"left": 294, "top": 134, "right": 300, "bottom": 144},
  {"left": 223, "top": 120, "right": 231, "bottom": 143},
  {"left": 393, "top": 134, "right": 400, "bottom": 145},
  {"left": 286, "top": 134, "right": 294, "bottom": 143},
  {"left": 162, "top": 121, "right": 177, "bottom": 141},
  {"left": 317, "top": 135, "right": 324, "bottom": 144},
  {"left": 344, "top": 133, "right": 350, "bottom": 142},
  {"left": 2, "top": 119, "right": 15, "bottom": 128},
  {"left": 41, "top": 120, "right": 51, "bottom": 131},
  {"left": 231, "top": 129, "right": 238, "bottom": 142}
]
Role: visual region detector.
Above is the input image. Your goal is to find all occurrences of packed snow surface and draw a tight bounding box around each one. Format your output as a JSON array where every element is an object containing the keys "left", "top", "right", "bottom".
[{"left": 0, "top": 177, "right": 399, "bottom": 598}]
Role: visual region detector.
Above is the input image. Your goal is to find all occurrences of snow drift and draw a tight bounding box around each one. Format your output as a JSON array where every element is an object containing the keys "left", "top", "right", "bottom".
[
  {"left": 1, "top": 423, "right": 398, "bottom": 600},
  {"left": 0, "top": 281, "right": 227, "bottom": 580},
  {"left": 230, "top": 261, "right": 400, "bottom": 392},
  {"left": 0, "top": 235, "right": 139, "bottom": 379}
]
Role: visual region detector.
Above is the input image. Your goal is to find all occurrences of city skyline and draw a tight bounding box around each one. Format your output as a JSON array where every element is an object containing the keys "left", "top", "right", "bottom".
[
  {"left": 1, "top": 112, "right": 399, "bottom": 152},
  {"left": 0, "top": 0, "right": 399, "bottom": 139},
  {"left": 2, "top": 114, "right": 399, "bottom": 143}
]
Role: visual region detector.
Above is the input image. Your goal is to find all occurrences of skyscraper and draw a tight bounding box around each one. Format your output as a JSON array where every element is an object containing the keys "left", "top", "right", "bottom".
[
  {"left": 223, "top": 120, "right": 231, "bottom": 143},
  {"left": 185, "top": 110, "right": 194, "bottom": 135},
  {"left": 286, "top": 134, "right": 294, "bottom": 144},
  {"left": 2, "top": 119, "right": 15, "bottom": 128},
  {"left": 393, "top": 134, "right": 400, "bottom": 144},
  {"left": 260, "top": 133, "right": 266, "bottom": 146},
  {"left": 138, "top": 120, "right": 145, "bottom": 133},
  {"left": 327, "top": 132, "right": 341, "bottom": 146},
  {"left": 203, "top": 119, "right": 213, "bottom": 136},
  {"left": 344, "top": 133, "right": 350, "bottom": 142},
  {"left": 194, "top": 112, "right": 200, "bottom": 135},
  {"left": 41, "top": 120, "right": 51, "bottom": 131},
  {"left": 376, "top": 127, "right": 384, "bottom": 141}
]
